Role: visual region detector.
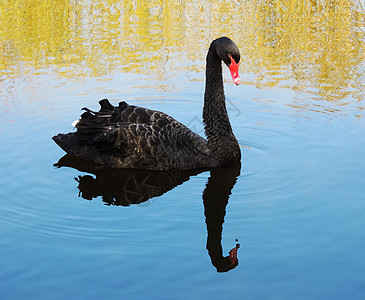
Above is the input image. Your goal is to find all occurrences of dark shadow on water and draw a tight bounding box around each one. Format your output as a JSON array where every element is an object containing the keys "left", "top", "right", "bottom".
[{"left": 55, "top": 154, "right": 241, "bottom": 272}]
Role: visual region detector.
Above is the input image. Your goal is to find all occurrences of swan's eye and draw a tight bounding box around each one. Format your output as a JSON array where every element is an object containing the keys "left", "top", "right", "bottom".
[{"left": 228, "top": 54, "right": 239, "bottom": 65}]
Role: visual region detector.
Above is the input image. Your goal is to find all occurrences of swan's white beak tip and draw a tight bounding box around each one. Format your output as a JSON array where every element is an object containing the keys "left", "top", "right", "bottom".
[{"left": 233, "top": 77, "right": 241, "bottom": 85}]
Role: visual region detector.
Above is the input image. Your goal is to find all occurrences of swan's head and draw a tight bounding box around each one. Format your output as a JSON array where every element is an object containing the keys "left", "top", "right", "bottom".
[{"left": 214, "top": 37, "right": 241, "bottom": 85}]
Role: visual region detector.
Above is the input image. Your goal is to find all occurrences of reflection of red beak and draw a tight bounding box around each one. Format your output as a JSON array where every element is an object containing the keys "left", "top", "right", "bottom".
[
  {"left": 228, "top": 243, "right": 240, "bottom": 266},
  {"left": 229, "top": 56, "right": 241, "bottom": 85}
]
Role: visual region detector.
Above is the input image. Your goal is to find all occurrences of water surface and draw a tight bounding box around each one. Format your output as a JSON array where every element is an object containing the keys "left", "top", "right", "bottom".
[{"left": 0, "top": 1, "right": 365, "bottom": 299}]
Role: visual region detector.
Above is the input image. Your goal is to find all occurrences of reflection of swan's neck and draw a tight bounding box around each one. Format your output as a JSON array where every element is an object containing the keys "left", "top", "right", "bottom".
[
  {"left": 203, "top": 44, "right": 240, "bottom": 165},
  {"left": 203, "top": 165, "right": 241, "bottom": 272}
]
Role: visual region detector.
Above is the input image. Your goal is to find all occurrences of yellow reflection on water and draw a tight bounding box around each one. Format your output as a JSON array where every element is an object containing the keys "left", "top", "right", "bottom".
[{"left": 0, "top": 0, "right": 364, "bottom": 102}]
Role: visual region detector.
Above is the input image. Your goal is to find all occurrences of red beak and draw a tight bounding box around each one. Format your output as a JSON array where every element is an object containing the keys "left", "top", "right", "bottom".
[{"left": 228, "top": 56, "right": 241, "bottom": 85}]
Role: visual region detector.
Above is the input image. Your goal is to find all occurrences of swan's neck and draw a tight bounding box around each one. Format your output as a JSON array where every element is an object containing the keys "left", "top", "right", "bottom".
[{"left": 203, "top": 46, "right": 241, "bottom": 165}]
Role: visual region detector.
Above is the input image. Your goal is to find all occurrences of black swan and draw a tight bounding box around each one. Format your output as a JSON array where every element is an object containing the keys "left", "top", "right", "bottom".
[{"left": 53, "top": 37, "right": 241, "bottom": 170}]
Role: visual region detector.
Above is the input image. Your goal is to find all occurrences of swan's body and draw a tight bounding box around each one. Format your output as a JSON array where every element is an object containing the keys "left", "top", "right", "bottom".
[{"left": 53, "top": 37, "right": 241, "bottom": 170}]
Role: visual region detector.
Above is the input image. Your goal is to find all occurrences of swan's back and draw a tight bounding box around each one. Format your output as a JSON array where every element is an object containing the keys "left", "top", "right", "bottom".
[{"left": 53, "top": 99, "right": 217, "bottom": 170}]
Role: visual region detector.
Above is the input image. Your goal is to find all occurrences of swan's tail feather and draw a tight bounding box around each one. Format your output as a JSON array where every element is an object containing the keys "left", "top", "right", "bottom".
[
  {"left": 81, "top": 107, "right": 112, "bottom": 118},
  {"left": 75, "top": 101, "right": 133, "bottom": 155},
  {"left": 99, "top": 98, "right": 115, "bottom": 112},
  {"left": 77, "top": 111, "right": 111, "bottom": 127},
  {"left": 53, "top": 99, "right": 130, "bottom": 156},
  {"left": 54, "top": 99, "right": 169, "bottom": 164},
  {"left": 52, "top": 133, "right": 78, "bottom": 154},
  {"left": 76, "top": 101, "right": 116, "bottom": 147},
  {"left": 76, "top": 99, "right": 118, "bottom": 129},
  {"left": 77, "top": 99, "right": 121, "bottom": 124}
]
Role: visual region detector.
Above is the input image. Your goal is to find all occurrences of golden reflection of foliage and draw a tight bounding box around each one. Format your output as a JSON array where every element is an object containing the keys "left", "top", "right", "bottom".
[
  {"left": 0, "top": 0, "right": 364, "bottom": 102},
  {"left": 241, "top": 0, "right": 365, "bottom": 102}
]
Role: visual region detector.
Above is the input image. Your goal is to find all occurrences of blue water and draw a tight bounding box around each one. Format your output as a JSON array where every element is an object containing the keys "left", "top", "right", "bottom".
[{"left": 1, "top": 66, "right": 364, "bottom": 299}]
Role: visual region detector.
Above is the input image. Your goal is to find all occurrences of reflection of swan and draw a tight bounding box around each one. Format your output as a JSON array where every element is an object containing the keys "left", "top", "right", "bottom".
[
  {"left": 55, "top": 155, "right": 241, "bottom": 272},
  {"left": 55, "top": 154, "right": 203, "bottom": 206},
  {"left": 53, "top": 37, "right": 241, "bottom": 170}
]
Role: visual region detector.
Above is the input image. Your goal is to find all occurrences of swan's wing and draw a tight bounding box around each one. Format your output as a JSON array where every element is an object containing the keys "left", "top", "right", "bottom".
[
  {"left": 70, "top": 99, "right": 214, "bottom": 170},
  {"left": 79, "top": 99, "right": 178, "bottom": 127}
]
